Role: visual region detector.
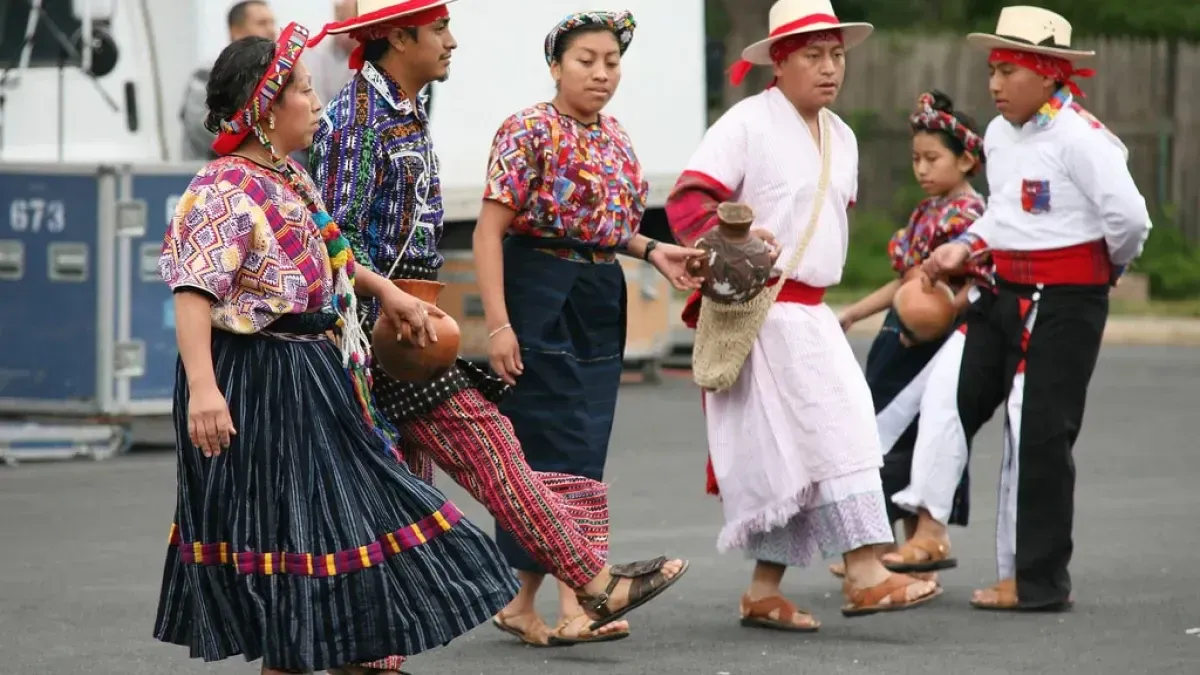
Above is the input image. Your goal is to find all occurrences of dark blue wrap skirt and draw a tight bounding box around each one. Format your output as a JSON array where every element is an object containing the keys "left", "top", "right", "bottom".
[{"left": 493, "top": 237, "right": 627, "bottom": 573}]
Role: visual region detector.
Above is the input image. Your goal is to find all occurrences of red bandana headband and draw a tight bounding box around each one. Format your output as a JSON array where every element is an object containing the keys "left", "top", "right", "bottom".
[
  {"left": 308, "top": 5, "right": 449, "bottom": 71},
  {"left": 729, "top": 13, "right": 844, "bottom": 87},
  {"left": 212, "top": 22, "right": 309, "bottom": 157},
  {"left": 988, "top": 48, "right": 1095, "bottom": 98}
]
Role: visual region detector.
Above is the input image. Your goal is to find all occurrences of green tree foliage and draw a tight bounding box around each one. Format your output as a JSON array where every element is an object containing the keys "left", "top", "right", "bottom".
[{"left": 711, "top": 0, "right": 1200, "bottom": 41}]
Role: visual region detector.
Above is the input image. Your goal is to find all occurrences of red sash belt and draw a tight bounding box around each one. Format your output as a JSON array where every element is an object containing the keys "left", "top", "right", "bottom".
[
  {"left": 991, "top": 239, "right": 1112, "bottom": 286},
  {"left": 680, "top": 280, "right": 826, "bottom": 329}
]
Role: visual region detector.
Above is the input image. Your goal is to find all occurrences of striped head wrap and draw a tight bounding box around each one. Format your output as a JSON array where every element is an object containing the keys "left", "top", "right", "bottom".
[
  {"left": 544, "top": 10, "right": 636, "bottom": 65},
  {"left": 910, "top": 91, "right": 985, "bottom": 168}
]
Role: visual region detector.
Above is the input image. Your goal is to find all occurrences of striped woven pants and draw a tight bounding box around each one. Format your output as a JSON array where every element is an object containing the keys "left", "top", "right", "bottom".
[{"left": 396, "top": 388, "right": 610, "bottom": 588}]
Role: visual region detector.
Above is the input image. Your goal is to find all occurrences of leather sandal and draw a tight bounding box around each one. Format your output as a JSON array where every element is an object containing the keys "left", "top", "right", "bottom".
[
  {"left": 575, "top": 556, "right": 690, "bottom": 631},
  {"left": 547, "top": 613, "right": 631, "bottom": 646},
  {"left": 970, "top": 579, "right": 1074, "bottom": 612},
  {"left": 490, "top": 614, "right": 556, "bottom": 648},
  {"left": 882, "top": 537, "right": 958, "bottom": 573},
  {"left": 841, "top": 572, "right": 942, "bottom": 617},
  {"left": 739, "top": 594, "right": 820, "bottom": 632}
]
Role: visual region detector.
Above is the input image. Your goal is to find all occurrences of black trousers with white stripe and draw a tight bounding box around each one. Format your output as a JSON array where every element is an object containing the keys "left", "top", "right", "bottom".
[{"left": 955, "top": 280, "right": 1109, "bottom": 609}]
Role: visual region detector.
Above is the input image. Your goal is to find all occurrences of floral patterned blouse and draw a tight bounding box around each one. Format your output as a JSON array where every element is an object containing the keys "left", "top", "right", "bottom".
[
  {"left": 159, "top": 156, "right": 333, "bottom": 334},
  {"left": 482, "top": 103, "right": 649, "bottom": 263},
  {"left": 888, "top": 190, "right": 989, "bottom": 278}
]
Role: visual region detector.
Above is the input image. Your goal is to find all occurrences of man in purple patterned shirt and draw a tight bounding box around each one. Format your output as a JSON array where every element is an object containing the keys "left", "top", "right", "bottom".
[{"left": 307, "top": 0, "right": 688, "bottom": 649}]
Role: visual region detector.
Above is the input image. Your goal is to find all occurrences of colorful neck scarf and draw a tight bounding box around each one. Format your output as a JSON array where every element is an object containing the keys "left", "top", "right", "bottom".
[
  {"left": 909, "top": 91, "right": 985, "bottom": 166},
  {"left": 543, "top": 10, "right": 636, "bottom": 65},
  {"left": 210, "top": 22, "right": 381, "bottom": 432},
  {"left": 988, "top": 48, "right": 1095, "bottom": 98}
]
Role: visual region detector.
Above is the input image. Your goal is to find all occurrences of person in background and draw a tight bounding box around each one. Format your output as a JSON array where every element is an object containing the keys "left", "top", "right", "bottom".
[
  {"left": 473, "top": 11, "right": 706, "bottom": 647},
  {"left": 179, "top": 0, "right": 278, "bottom": 161},
  {"left": 309, "top": 0, "right": 358, "bottom": 104}
]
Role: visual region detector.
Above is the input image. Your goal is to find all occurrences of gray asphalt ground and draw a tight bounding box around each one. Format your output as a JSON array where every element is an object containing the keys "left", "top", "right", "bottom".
[{"left": 2, "top": 340, "right": 1198, "bottom": 675}]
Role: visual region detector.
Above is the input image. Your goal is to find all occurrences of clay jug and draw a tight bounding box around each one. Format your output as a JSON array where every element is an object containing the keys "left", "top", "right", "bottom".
[
  {"left": 684, "top": 202, "right": 773, "bottom": 305},
  {"left": 893, "top": 267, "right": 957, "bottom": 343},
  {"left": 371, "top": 279, "right": 461, "bottom": 383}
]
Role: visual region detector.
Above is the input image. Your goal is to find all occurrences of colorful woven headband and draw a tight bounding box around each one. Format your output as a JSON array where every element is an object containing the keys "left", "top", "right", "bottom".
[
  {"left": 909, "top": 92, "right": 985, "bottom": 165},
  {"left": 544, "top": 10, "right": 636, "bottom": 65},
  {"left": 988, "top": 48, "right": 1095, "bottom": 98},
  {"left": 212, "top": 22, "right": 309, "bottom": 156},
  {"left": 308, "top": 4, "right": 450, "bottom": 71}
]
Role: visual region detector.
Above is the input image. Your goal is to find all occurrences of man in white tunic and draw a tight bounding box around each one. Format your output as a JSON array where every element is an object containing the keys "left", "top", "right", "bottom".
[
  {"left": 667, "top": 0, "right": 941, "bottom": 630},
  {"left": 925, "top": 6, "right": 1151, "bottom": 612}
]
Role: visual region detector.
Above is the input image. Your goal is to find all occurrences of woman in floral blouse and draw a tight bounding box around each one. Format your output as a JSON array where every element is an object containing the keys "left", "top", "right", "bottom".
[{"left": 472, "top": 10, "right": 702, "bottom": 647}]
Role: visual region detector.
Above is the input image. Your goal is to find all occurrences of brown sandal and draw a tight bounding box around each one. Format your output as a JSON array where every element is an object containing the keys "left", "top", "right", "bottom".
[
  {"left": 841, "top": 572, "right": 942, "bottom": 617},
  {"left": 881, "top": 537, "right": 957, "bottom": 573},
  {"left": 491, "top": 614, "right": 556, "bottom": 648},
  {"left": 970, "top": 579, "right": 1074, "bottom": 612},
  {"left": 831, "top": 561, "right": 939, "bottom": 584},
  {"left": 575, "top": 556, "right": 690, "bottom": 632},
  {"left": 739, "top": 594, "right": 820, "bottom": 632},
  {"left": 547, "top": 613, "right": 631, "bottom": 646}
]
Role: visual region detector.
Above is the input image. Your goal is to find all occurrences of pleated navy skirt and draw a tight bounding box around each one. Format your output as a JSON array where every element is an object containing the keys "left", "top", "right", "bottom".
[
  {"left": 153, "top": 312, "right": 518, "bottom": 672},
  {"left": 493, "top": 238, "right": 627, "bottom": 573},
  {"left": 866, "top": 309, "right": 971, "bottom": 527}
]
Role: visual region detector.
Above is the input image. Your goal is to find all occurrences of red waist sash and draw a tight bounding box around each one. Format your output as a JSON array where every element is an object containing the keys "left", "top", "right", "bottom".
[
  {"left": 991, "top": 239, "right": 1112, "bottom": 286},
  {"left": 681, "top": 280, "right": 826, "bottom": 329}
]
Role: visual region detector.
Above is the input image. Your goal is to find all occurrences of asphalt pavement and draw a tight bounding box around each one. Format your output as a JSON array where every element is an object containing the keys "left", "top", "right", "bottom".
[{"left": 1, "top": 340, "right": 1198, "bottom": 675}]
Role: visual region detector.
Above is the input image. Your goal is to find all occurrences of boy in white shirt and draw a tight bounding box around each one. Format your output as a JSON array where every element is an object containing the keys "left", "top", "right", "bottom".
[{"left": 925, "top": 6, "right": 1151, "bottom": 612}]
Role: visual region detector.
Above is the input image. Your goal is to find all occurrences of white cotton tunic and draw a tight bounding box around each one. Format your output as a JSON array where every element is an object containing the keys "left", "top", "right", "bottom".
[{"left": 687, "top": 88, "right": 892, "bottom": 556}]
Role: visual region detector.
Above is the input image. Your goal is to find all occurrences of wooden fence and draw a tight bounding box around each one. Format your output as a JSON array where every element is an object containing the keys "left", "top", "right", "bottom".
[{"left": 729, "top": 33, "right": 1200, "bottom": 239}]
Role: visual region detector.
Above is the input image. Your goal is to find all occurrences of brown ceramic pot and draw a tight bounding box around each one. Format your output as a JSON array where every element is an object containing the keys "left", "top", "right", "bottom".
[
  {"left": 684, "top": 202, "right": 773, "bottom": 305},
  {"left": 893, "top": 268, "right": 957, "bottom": 343},
  {"left": 371, "top": 279, "right": 461, "bottom": 383}
]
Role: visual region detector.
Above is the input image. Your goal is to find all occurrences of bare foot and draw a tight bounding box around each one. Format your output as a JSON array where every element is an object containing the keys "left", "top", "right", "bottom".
[{"left": 492, "top": 609, "right": 554, "bottom": 646}]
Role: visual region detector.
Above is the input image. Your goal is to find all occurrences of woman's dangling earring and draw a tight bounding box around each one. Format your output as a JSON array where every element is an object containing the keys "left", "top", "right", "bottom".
[{"left": 269, "top": 115, "right": 276, "bottom": 130}]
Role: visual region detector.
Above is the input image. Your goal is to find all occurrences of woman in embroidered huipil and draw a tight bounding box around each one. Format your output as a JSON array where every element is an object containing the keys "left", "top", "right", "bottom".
[
  {"left": 833, "top": 91, "right": 988, "bottom": 582},
  {"left": 152, "top": 25, "right": 517, "bottom": 675},
  {"left": 472, "top": 11, "right": 703, "bottom": 646}
]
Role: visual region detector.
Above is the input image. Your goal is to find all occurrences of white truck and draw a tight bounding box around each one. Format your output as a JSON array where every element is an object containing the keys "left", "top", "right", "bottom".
[{"left": 0, "top": 0, "right": 706, "bottom": 436}]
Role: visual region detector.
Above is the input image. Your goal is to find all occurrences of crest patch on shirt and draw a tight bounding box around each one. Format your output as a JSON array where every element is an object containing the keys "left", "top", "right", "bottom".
[{"left": 1020, "top": 179, "right": 1051, "bottom": 214}]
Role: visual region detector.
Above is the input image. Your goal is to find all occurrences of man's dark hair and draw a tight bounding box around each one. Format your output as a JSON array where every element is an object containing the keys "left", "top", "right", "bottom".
[
  {"left": 227, "top": 0, "right": 268, "bottom": 31},
  {"left": 363, "top": 27, "right": 419, "bottom": 64}
]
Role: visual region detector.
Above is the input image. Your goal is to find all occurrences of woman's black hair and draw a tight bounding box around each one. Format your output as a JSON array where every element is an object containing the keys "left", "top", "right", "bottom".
[
  {"left": 203, "top": 36, "right": 281, "bottom": 134},
  {"left": 911, "top": 90, "right": 980, "bottom": 160},
  {"left": 551, "top": 24, "right": 620, "bottom": 64}
]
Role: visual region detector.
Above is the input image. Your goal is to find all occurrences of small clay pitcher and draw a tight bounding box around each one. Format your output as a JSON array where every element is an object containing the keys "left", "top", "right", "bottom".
[
  {"left": 893, "top": 268, "right": 957, "bottom": 343},
  {"left": 684, "top": 202, "right": 773, "bottom": 305},
  {"left": 371, "top": 279, "right": 461, "bottom": 383}
]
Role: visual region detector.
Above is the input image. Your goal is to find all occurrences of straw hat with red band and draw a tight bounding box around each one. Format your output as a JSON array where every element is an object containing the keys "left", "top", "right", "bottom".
[
  {"left": 729, "top": 0, "right": 872, "bottom": 86},
  {"left": 967, "top": 6, "right": 1095, "bottom": 97},
  {"left": 212, "top": 22, "right": 310, "bottom": 157},
  {"left": 307, "top": 0, "right": 455, "bottom": 70}
]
